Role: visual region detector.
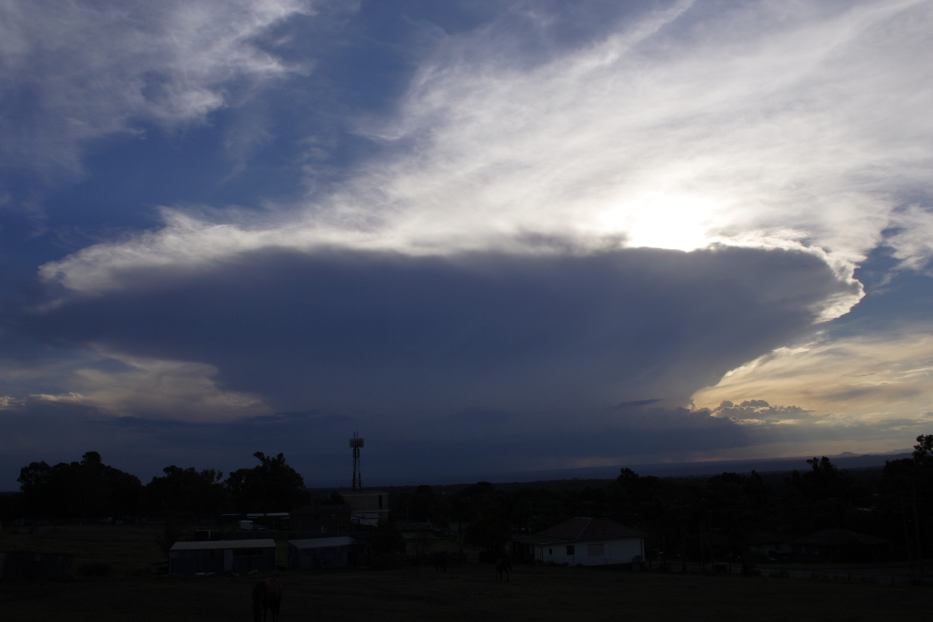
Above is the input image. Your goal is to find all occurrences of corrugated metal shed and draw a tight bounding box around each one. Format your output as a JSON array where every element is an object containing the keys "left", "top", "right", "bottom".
[
  {"left": 290, "top": 536, "right": 355, "bottom": 549},
  {"left": 169, "top": 539, "right": 276, "bottom": 575},
  {"left": 170, "top": 539, "right": 275, "bottom": 551}
]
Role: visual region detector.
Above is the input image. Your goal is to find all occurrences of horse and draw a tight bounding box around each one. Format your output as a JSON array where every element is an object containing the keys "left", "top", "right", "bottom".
[
  {"left": 252, "top": 577, "right": 282, "bottom": 622},
  {"left": 495, "top": 555, "right": 512, "bottom": 582}
]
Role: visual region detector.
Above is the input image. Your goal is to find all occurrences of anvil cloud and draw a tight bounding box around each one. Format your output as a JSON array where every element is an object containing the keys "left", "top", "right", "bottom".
[{"left": 2, "top": 0, "right": 933, "bottom": 485}]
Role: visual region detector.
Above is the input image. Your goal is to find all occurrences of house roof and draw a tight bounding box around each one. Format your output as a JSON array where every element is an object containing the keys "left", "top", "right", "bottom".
[
  {"left": 289, "top": 536, "right": 355, "bottom": 549},
  {"left": 170, "top": 539, "right": 275, "bottom": 551},
  {"left": 520, "top": 517, "right": 645, "bottom": 544}
]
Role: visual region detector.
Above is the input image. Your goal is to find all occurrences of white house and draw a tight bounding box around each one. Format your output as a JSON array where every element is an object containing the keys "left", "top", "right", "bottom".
[{"left": 516, "top": 517, "right": 645, "bottom": 566}]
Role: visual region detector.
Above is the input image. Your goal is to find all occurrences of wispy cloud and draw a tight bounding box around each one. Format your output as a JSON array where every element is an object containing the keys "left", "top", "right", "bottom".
[
  {"left": 0, "top": 0, "right": 312, "bottom": 175},
  {"left": 37, "top": 0, "right": 933, "bottom": 328}
]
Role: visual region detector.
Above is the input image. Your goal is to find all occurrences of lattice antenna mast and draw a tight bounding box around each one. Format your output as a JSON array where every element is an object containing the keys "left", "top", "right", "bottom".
[{"left": 349, "top": 432, "right": 365, "bottom": 490}]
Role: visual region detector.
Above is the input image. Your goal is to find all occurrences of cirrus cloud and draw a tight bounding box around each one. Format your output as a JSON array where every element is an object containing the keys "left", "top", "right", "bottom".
[{"left": 0, "top": 0, "right": 313, "bottom": 175}]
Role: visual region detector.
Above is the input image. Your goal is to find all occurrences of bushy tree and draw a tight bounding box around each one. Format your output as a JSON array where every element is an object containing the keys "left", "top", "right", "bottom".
[
  {"left": 18, "top": 451, "right": 141, "bottom": 518},
  {"left": 225, "top": 451, "right": 309, "bottom": 512},
  {"left": 145, "top": 466, "right": 229, "bottom": 517}
]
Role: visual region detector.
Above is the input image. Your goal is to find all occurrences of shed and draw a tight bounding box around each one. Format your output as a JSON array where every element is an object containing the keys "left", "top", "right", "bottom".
[
  {"left": 288, "top": 536, "right": 357, "bottom": 570},
  {"left": 515, "top": 517, "right": 645, "bottom": 566},
  {"left": 169, "top": 539, "right": 276, "bottom": 575}
]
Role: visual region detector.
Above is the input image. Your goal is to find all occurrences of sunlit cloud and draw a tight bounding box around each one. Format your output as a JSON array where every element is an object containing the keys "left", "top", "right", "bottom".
[
  {"left": 71, "top": 352, "right": 270, "bottom": 422},
  {"left": 0, "top": 350, "right": 268, "bottom": 422},
  {"left": 693, "top": 328, "right": 933, "bottom": 430},
  {"left": 3, "top": 1, "right": 932, "bottom": 479},
  {"left": 37, "top": 0, "right": 933, "bottom": 331}
]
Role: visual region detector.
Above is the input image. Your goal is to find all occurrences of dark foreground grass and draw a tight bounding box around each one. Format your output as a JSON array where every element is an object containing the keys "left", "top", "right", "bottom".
[
  {"left": 1, "top": 564, "right": 928, "bottom": 622},
  {"left": 0, "top": 524, "right": 165, "bottom": 574}
]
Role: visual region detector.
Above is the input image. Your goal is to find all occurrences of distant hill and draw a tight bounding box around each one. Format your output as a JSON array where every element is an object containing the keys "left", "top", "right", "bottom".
[
  {"left": 491, "top": 450, "right": 914, "bottom": 483},
  {"left": 353, "top": 449, "right": 916, "bottom": 490}
]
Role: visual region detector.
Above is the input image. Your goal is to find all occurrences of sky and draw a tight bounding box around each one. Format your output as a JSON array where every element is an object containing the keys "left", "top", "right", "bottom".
[{"left": 1, "top": 0, "right": 932, "bottom": 488}]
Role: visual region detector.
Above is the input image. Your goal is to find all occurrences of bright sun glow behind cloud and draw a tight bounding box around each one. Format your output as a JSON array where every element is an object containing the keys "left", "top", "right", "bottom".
[
  {"left": 594, "top": 191, "right": 719, "bottom": 252},
  {"left": 36, "top": 0, "right": 933, "bottom": 331}
]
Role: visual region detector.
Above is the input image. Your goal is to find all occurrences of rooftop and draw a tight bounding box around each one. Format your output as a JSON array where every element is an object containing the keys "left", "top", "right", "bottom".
[
  {"left": 170, "top": 539, "right": 275, "bottom": 551},
  {"left": 289, "top": 536, "right": 355, "bottom": 549},
  {"left": 520, "top": 517, "right": 645, "bottom": 544}
]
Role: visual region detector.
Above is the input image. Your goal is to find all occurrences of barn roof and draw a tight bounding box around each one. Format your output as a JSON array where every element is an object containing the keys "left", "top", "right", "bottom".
[
  {"left": 521, "top": 517, "right": 645, "bottom": 544},
  {"left": 289, "top": 536, "right": 355, "bottom": 549},
  {"left": 170, "top": 539, "right": 275, "bottom": 551}
]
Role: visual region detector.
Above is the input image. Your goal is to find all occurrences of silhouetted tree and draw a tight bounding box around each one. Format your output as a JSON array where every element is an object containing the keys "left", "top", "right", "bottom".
[
  {"left": 881, "top": 433, "right": 933, "bottom": 566},
  {"left": 913, "top": 434, "right": 933, "bottom": 465},
  {"left": 17, "top": 452, "right": 141, "bottom": 518},
  {"left": 145, "top": 466, "right": 229, "bottom": 517},
  {"left": 225, "top": 451, "right": 309, "bottom": 512}
]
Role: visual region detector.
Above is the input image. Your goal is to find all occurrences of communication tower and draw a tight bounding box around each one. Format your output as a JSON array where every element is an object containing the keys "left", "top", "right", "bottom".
[{"left": 349, "top": 432, "right": 364, "bottom": 490}]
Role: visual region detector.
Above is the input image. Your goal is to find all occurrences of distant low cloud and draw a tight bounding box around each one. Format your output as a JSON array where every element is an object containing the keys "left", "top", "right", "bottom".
[
  {"left": 694, "top": 327, "right": 933, "bottom": 435},
  {"left": 711, "top": 399, "right": 809, "bottom": 425}
]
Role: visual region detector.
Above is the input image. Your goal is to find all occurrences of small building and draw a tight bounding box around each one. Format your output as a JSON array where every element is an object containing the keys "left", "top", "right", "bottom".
[
  {"left": 0, "top": 551, "right": 74, "bottom": 580},
  {"left": 169, "top": 539, "right": 276, "bottom": 576},
  {"left": 515, "top": 517, "right": 645, "bottom": 566},
  {"left": 339, "top": 490, "right": 390, "bottom": 526},
  {"left": 289, "top": 536, "right": 357, "bottom": 570}
]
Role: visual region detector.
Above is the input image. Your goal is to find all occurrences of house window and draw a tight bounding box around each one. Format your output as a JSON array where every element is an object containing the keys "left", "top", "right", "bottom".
[
  {"left": 566, "top": 545, "right": 575, "bottom": 556},
  {"left": 587, "top": 543, "right": 604, "bottom": 556}
]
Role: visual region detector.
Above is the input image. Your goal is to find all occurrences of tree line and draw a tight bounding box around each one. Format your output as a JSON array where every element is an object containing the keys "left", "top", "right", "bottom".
[
  {"left": 12, "top": 451, "right": 309, "bottom": 519},
  {"left": 4, "top": 434, "right": 931, "bottom": 565},
  {"left": 392, "top": 434, "right": 933, "bottom": 563}
]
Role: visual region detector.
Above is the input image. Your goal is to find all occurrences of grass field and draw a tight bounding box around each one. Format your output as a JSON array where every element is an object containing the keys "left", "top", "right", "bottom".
[
  {"left": 2, "top": 526, "right": 929, "bottom": 621},
  {"left": 2, "top": 563, "right": 930, "bottom": 622},
  {"left": 0, "top": 524, "right": 166, "bottom": 575}
]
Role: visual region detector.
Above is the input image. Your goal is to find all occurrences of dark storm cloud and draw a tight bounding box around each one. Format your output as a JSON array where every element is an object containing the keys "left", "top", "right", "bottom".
[
  {"left": 0, "top": 243, "right": 858, "bottom": 487},
  {"left": 30, "top": 244, "right": 853, "bottom": 416}
]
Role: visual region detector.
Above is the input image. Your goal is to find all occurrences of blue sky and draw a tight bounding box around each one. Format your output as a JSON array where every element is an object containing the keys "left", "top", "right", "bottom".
[{"left": 1, "top": 0, "right": 932, "bottom": 487}]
